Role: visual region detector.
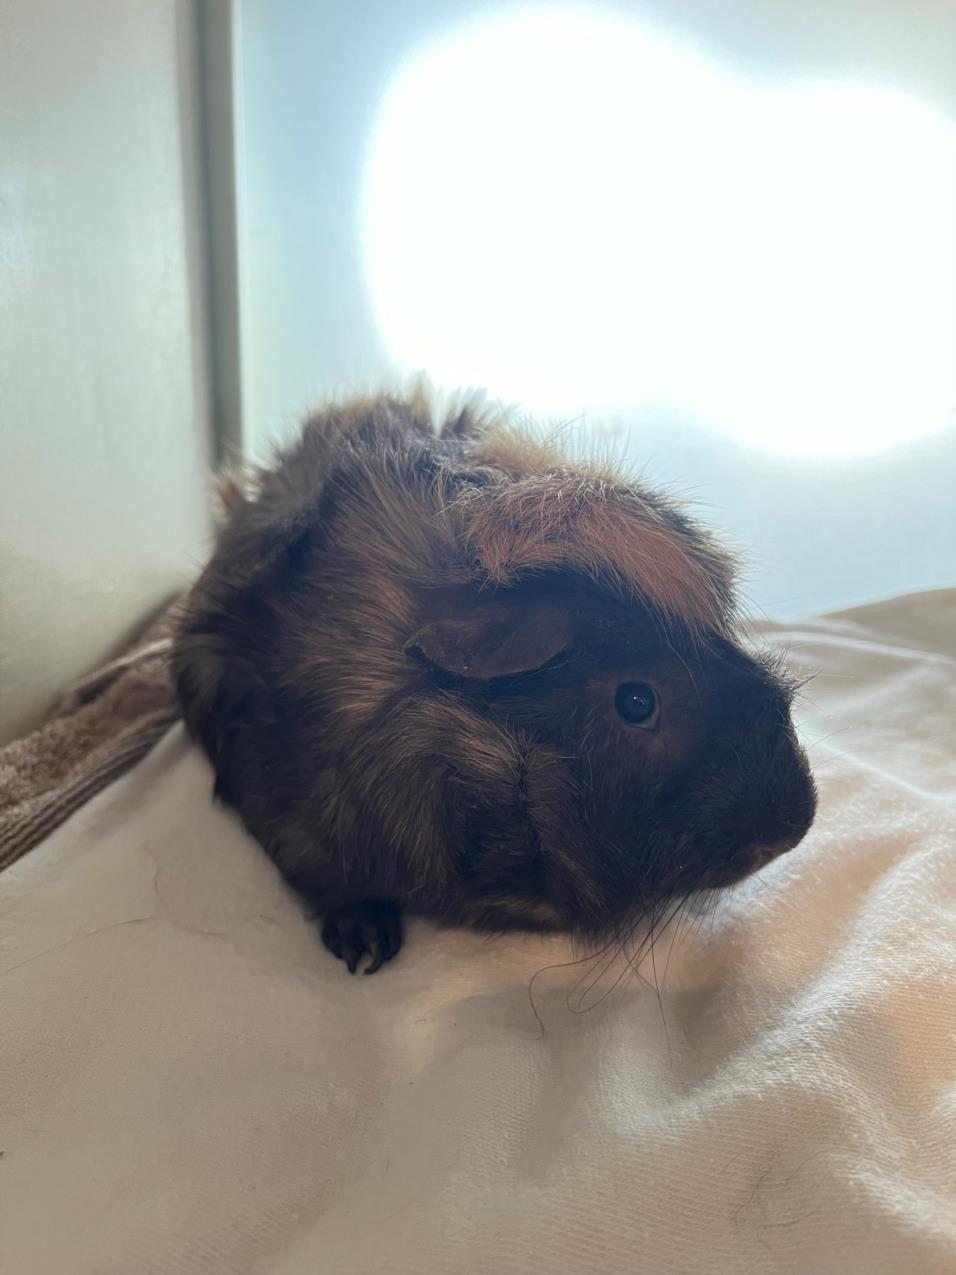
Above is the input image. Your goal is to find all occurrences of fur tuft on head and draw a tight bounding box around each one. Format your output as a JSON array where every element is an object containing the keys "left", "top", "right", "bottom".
[
  {"left": 458, "top": 470, "right": 735, "bottom": 633},
  {"left": 207, "top": 389, "right": 739, "bottom": 633}
]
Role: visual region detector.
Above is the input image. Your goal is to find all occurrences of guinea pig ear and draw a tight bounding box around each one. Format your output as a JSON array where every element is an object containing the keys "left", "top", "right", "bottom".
[{"left": 407, "top": 600, "right": 574, "bottom": 679}]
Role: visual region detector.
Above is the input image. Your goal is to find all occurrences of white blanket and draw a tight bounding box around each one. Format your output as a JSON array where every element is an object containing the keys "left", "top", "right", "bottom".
[{"left": 2, "top": 591, "right": 954, "bottom": 1275}]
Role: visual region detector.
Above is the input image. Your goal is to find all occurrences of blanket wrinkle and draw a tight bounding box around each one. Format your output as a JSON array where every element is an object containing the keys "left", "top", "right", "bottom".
[{"left": 0, "top": 596, "right": 181, "bottom": 873}]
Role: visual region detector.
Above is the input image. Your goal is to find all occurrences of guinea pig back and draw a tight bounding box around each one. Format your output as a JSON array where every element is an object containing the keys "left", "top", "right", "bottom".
[{"left": 173, "top": 393, "right": 816, "bottom": 974}]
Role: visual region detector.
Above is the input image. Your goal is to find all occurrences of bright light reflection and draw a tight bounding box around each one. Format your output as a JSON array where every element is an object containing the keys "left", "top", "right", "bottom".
[{"left": 363, "top": 9, "right": 956, "bottom": 457}]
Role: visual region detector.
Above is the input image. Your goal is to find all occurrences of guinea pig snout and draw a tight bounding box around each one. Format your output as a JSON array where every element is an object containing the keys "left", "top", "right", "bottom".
[
  {"left": 727, "top": 731, "right": 817, "bottom": 868},
  {"left": 679, "top": 716, "right": 818, "bottom": 894}
]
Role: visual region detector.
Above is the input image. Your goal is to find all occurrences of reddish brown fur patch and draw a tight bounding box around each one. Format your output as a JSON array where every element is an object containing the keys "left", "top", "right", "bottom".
[
  {"left": 460, "top": 472, "right": 732, "bottom": 632},
  {"left": 206, "top": 395, "right": 735, "bottom": 652},
  {"left": 469, "top": 425, "right": 565, "bottom": 476}
]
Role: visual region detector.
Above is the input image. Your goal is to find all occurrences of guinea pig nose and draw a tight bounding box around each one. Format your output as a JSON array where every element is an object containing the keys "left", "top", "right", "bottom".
[{"left": 752, "top": 823, "right": 810, "bottom": 866}]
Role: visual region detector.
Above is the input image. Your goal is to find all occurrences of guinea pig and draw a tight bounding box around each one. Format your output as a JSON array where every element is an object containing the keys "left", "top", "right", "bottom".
[{"left": 173, "top": 391, "right": 816, "bottom": 974}]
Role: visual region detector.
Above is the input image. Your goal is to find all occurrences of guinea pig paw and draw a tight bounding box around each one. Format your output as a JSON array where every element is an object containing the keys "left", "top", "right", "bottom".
[{"left": 320, "top": 900, "right": 404, "bottom": 975}]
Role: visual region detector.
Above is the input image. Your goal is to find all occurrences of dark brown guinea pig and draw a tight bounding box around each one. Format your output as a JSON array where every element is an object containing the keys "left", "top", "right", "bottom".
[{"left": 173, "top": 392, "right": 816, "bottom": 974}]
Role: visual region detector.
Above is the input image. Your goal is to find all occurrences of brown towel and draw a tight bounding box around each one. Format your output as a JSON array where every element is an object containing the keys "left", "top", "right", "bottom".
[{"left": 0, "top": 599, "right": 182, "bottom": 873}]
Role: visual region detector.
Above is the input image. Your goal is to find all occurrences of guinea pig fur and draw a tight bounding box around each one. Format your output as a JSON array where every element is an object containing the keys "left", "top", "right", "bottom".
[{"left": 173, "top": 392, "right": 816, "bottom": 975}]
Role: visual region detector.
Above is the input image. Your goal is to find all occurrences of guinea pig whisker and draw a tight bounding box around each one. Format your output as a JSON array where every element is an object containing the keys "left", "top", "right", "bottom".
[
  {"left": 684, "top": 893, "right": 709, "bottom": 943},
  {"left": 661, "top": 895, "right": 693, "bottom": 988},
  {"left": 572, "top": 930, "right": 644, "bottom": 1013},
  {"left": 528, "top": 938, "right": 625, "bottom": 1033},
  {"left": 805, "top": 752, "right": 853, "bottom": 772},
  {"left": 707, "top": 889, "right": 723, "bottom": 933},
  {"left": 567, "top": 940, "right": 630, "bottom": 1012},
  {"left": 567, "top": 904, "right": 673, "bottom": 1014},
  {"left": 663, "top": 634, "right": 702, "bottom": 701},
  {"left": 644, "top": 897, "right": 690, "bottom": 1051},
  {"left": 803, "top": 728, "right": 849, "bottom": 751}
]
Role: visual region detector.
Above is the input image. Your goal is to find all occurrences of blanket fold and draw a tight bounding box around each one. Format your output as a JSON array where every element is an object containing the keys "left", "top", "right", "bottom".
[{"left": 0, "top": 600, "right": 180, "bottom": 872}]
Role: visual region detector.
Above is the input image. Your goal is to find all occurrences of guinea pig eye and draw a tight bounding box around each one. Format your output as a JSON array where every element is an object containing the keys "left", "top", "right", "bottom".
[{"left": 614, "top": 682, "right": 659, "bottom": 728}]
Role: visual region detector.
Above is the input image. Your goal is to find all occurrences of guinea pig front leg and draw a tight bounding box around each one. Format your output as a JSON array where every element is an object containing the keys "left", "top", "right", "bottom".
[{"left": 320, "top": 900, "right": 403, "bottom": 975}]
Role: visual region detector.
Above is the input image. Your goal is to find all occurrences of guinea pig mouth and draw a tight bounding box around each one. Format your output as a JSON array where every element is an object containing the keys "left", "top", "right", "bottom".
[
  {"left": 752, "top": 825, "right": 809, "bottom": 866},
  {"left": 687, "top": 823, "right": 812, "bottom": 892}
]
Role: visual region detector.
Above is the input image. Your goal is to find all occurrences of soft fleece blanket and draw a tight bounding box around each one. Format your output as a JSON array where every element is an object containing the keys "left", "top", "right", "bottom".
[{"left": 1, "top": 591, "right": 954, "bottom": 1274}]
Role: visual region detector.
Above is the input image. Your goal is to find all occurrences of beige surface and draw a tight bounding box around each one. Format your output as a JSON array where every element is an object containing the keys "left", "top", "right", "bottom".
[
  {"left": 0, "top": 0, "right": 212, "bottom": 744},
  {"left": 1, "top": 591, "right": 954, "bottom": 1274}
]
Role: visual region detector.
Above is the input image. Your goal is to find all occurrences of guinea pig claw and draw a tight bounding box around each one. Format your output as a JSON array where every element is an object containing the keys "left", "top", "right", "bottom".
[{"left": 321, "top": 900, "right": 403, "bottom": 976}]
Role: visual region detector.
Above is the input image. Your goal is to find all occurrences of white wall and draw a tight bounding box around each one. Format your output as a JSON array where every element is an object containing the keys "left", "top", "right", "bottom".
[
  {"left": 234, "top": 0, "right": 956, "bottom": 620},
  {"left": 0, "top": 0, "right": 214, "bottom": 743}
]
